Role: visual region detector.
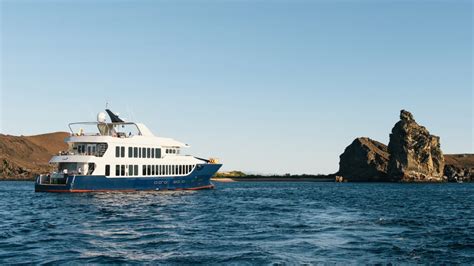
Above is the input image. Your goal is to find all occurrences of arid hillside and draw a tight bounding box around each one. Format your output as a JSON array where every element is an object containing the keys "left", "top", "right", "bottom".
[
  {"left": 444, "top": 154, "right": 474, "bottom": 168},
  {"left": 0, "top": 132, "right": 69, "bottom": 180}
]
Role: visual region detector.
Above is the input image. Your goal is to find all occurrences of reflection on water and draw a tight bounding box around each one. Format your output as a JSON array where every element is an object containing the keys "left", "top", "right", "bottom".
[{"left": 0, "top": 181, "right": 473, "bottom": 264}]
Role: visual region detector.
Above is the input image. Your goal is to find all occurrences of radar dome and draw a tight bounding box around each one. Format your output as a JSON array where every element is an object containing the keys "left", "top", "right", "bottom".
[{"left": 97, "top": 112, "right": 107, "bottom": 123}]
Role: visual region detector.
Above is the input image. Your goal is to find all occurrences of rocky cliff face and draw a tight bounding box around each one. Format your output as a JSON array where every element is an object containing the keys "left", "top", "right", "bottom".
[
  {"left": 337, "top": 110, "right": 456, "bottom": 182},
  {"left": 387, "top": 110, "right": 445, "bottom": 182},
  {"left": 338, "top": 138, "right": 390, "bottom": 181},
  {"left": 0, "top": 132, "right": 69, "bottom": 180}
]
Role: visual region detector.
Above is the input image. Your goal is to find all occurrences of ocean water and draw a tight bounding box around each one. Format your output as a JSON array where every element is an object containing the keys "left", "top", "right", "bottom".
[{"left": 0, "top": 181, "right": 473, "bottom": 264}]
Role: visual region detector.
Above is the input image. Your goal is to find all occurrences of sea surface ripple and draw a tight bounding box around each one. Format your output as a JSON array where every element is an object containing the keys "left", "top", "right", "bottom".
[{"left": 0, "top": 181, "right": 473, "bottom": 264}]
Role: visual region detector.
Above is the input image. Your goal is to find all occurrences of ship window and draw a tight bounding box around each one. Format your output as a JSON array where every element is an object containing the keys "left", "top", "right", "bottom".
[
  {"left": 134, "top": 165, "right": 138, "bottom": 176},
  {"left": 121, "top": 147, "right": 125, "bottom": 158},
  {"left": 134, "top": 147, "right": 138, "bottom": 158},
  {"left": 128, "top": 147, "right": 132, "bottom": 158},
  {"left": 142, "top": 165, "right": 146, "bottom": 175},
  {"left": 147, "top": 148, "right": 150, "bottom": 158},
  {"left": 147, "top": 165, "right": 151, "bottom": 175},
  {"left": 116, "top": 165, "right": 120, "bottom": 176},
  {"left": 138, "top": 147, "right": 141, "bottom": 158},
  {"left": 115, "top": 146, "right": 120, "bottom": 157},
  {"left": 151, "top": 148, "right": 155, "bottom": 158},
  {"left": 121, "top": 165, "right": 125, "bottom": 176},
  {"left": 142, "top": 148, "right": 146, "bottom": 158},
  {"left": 155, "top": 148, "right": 161, "bottom": 158},
  {"left": 129, "top": 164, "right": 133, "bottom": 176},
  {"left": 152, "top": 165, "right": 155, "bottom": 175},
  {"left": 165, "top": 165, "right": 168, "bottom": 175},
  {"left": 105, "top": 165, "right": 110, "bottom": 176}
]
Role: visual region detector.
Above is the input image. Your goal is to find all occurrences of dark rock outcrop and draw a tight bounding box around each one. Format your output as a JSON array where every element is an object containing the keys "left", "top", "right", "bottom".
[
  {"left": 387, "top": 110, "right": 445, "bottom": 182},
  {"left": 336, "top": 110, "right": 461, "bottom": 182},
  {"left": 338, "top": 138, "right": 390, "bottom": 181},
  {"left": 444, "top": 154, "right": 474, "bottom": 182}
]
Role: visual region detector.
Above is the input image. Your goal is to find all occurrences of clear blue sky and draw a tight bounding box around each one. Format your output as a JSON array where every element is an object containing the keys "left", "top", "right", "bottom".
[{"left": 1, "top": 0, "right": 472, "bottom": 174}]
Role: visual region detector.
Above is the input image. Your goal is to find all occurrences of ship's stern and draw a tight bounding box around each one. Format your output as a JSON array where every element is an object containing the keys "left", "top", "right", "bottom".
[{"left": 35, "top": 173, "right": 74, "bottom": 192}]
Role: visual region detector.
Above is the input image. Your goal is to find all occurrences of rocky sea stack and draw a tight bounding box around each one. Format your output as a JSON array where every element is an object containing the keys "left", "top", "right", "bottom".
[
  {"left": 387, "top": 110, "right": 445, "bottom": 182},
  {"left": 338, "top": 110, "right": 452, "bottom": 182},
  {"left": 338, "top": 138, "right": 389, "bottom": 182}
]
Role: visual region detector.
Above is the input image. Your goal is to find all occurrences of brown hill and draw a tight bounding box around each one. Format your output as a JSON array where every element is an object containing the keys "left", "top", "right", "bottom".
[
  {"left": 445, "top": 154, "right": 474, "bottom": 168},
  {"left": 0, "top": 132, "right": 69, "bottom": 180},
  {"left": 444, "top": 154, "right": 474, "bottom": 182}
]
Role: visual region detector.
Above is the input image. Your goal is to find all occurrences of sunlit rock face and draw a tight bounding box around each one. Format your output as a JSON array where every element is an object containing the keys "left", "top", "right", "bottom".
[{"left": 387, "top": 110, "right": 445, "bottom": 182}]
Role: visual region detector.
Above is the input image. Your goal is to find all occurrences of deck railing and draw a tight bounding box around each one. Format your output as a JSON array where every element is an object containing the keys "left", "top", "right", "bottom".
[{"left": 38, "top": 173, "right": 68, "bottom": 185}]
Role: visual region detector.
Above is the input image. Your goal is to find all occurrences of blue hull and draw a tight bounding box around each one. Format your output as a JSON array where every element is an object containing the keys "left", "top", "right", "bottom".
[{"left": 35, "top": 164, "right": 221, "bottom": 192}]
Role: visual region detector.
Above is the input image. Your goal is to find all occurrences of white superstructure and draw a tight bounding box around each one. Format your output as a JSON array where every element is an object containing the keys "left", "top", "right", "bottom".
[{"left": 51, "top": 110, "right": 211, "bottom": 178}]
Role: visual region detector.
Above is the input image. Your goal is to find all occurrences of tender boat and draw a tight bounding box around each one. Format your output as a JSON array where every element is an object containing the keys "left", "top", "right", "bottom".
[{"left": 35, "top": 109, "right": 222, "bottom": 192}]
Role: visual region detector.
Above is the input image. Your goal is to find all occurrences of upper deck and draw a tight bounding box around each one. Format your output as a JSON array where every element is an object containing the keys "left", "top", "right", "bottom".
[
  {"left": 69, "top": 121, "right": 152, "bottom": 138},
  {"left": 67, "top": 116, "right": 189, "bottom": 148}
]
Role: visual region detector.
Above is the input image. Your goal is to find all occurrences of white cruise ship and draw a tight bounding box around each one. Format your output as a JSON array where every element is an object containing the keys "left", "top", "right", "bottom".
[{"left": 35, "top": 109, "right": 222, "bottom": 192}]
